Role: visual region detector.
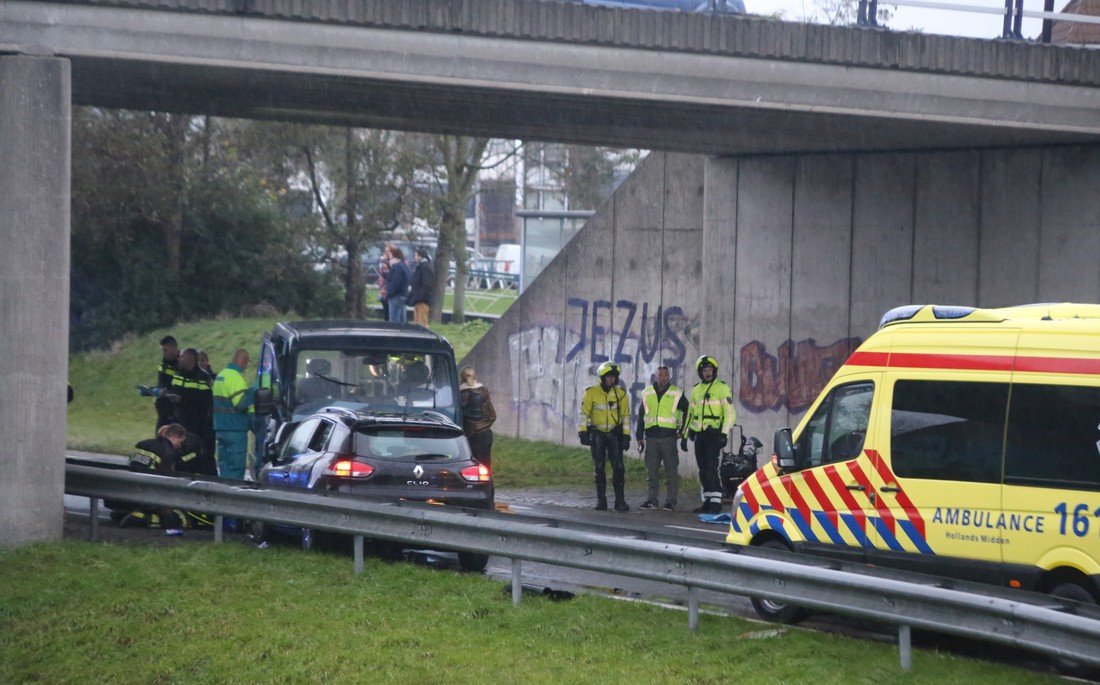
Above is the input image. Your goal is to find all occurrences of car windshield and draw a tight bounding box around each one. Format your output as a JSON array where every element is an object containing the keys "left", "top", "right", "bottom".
[
  {"left": 291, "top": 350, "right": 456, "bottom": 421},
  {"left": 350, "top": 426, "right": 471, "bottom": 461}
]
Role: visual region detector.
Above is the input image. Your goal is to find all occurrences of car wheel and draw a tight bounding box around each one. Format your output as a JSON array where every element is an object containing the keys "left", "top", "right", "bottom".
[
  {"left": 748, "top": 540, "right": 810, "bottom": 624},
  {"left": 457, "top": 552, "right": 489, "bottom": 573},
  {"left": 1048, "top": 581, "right": 1099, "bottom": 676}
]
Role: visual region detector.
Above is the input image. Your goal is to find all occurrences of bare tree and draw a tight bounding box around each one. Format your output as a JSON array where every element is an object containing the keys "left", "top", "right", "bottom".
[{"left": 245, "top": 124, "right": 417, "bottom": 318}]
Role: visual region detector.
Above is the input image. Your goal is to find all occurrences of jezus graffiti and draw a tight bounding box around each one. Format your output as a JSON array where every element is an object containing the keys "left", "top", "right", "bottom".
[
  {"left": 508, "top": 297, "right": 699, "bottom": 424},
  {"left": 739, "top": 337, "right": 861, "bottom": 413}
]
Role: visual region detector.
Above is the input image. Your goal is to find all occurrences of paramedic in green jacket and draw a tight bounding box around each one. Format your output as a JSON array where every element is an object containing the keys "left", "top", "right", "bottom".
[{"left": 212, "top": 348, "right": 255, "bottom": 480}]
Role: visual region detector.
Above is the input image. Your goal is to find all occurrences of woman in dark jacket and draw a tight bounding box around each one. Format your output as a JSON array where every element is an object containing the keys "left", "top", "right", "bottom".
[
  {"left": 384, "top": 246, "right": 411, "bottom": 323},
  {"left": 459, "top": 367, "right": 496, "bottom": 468}
]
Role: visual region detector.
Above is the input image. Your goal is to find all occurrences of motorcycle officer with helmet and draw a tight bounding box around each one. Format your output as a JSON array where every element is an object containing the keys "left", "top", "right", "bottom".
[
  {"left": 683, "top": 355, "right": 736, "bottom": 514},
  {"left": 578, "top": 362, "right": 632, "bottom": 512}
]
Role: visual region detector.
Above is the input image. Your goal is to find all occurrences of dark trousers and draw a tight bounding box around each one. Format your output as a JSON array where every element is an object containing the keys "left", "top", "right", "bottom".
[
  {"left": 694, "top": 428, "right": 724, "bottom": 505},
  {"left": 468, "top": 429, "right": 494, "bottom": 468},
  {"left": 591, "top": 430, "right": 625, "bottom": 503}
]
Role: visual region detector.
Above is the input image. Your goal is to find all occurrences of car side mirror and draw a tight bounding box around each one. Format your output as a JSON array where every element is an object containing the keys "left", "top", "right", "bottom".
[
  {"left": 774, "top": 428, "right": 798, "bottom": 471},
  {"left": 253, "top": 387, "right": 275, "bottom": 416}
]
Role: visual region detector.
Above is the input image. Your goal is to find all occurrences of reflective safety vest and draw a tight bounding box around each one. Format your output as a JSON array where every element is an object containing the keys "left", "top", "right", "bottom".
[
  {"left": 579, "top": 384, "right": 631, "bottom": 436},
  {"left": 157, "top": 358, "right": 181, "bottom": 390},
  {"left": 213, "top": 363, "right": 253, "bottom": 432},
  {"left": 686, "top": 379, "right": 735, "bottom": 436},
  {"left": 641, "top": 384, "right": 685, "bottom": 433}
]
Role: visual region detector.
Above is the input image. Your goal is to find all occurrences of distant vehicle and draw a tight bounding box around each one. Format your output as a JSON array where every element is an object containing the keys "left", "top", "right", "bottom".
[
  {"left": 493, "top": 243, "right": 522, "bottom": 275},
  {"left": 569, "top": 0, "right": 745, "bottom": 13},
  {"left": 255, "top": 405, "right": 493, "bottom": 571}
]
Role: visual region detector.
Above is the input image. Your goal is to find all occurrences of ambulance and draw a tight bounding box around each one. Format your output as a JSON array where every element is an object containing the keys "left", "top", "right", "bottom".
[{"left": 727, "top": 303, "right": 1100, "bottom": 623}]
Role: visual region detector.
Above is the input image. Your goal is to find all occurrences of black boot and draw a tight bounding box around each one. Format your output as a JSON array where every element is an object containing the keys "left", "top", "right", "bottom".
[
  {"left": 595, "top": 497, "right": 608, "bottom": 511},
  {"left": 613, "top": 498, "right": 630, "bottom": 512}
]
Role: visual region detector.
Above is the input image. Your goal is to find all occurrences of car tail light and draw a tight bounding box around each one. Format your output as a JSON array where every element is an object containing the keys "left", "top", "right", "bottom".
[
  {"left": 323, "top": 456, "right": 375, "bottom": 479},
  {"left": 460, "top": 464, "right": 491, "bottom": 482}
]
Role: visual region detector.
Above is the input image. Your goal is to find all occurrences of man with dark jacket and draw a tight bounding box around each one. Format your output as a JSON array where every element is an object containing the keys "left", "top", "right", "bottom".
[
  {"left": 408, "top": 246, "right": 435, "bottom": 328},
  {"left": 116, "top": 423, "right": 189, "bottom": 535},
  {"left": 169, "top": 348, "right": 216, "bottom": 476}
]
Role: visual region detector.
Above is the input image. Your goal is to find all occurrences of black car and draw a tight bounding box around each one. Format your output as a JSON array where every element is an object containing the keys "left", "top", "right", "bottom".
[{"left": 257, "top": 406, "right": 493, "bottom": 571}]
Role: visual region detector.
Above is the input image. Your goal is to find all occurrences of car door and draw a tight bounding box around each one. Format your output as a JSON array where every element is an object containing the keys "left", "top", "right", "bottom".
[
  {"left": 787, "top": 379, "right": 879, "bottom": 563},
  {"left": 263, "top": 418, "right": 321, "bottom": 486}
]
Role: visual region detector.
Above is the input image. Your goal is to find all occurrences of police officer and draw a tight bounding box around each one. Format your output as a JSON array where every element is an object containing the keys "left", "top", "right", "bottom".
[
  {"left": 136, "top": 335, "right": 183, "bottom": 429},
  {"left": 213, "top": 348, "right": 254, "bottom": 481},
  {"left": 683, "top": 355, "right": 735, "bottom": 514},
  {"left": 579, "top": 362, "right": 631, "bottom": 512},
  {"left": 169, "top": 348, "right": 216, "bottom": 475},
  {"left": 636, "top": 365, "right": 688, "bottom": 511}
]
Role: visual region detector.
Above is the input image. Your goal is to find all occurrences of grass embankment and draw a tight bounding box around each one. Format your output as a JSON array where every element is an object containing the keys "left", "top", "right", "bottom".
[
  {"left": 66, "top": 317, "right": 626, "bottom": 491},
  {"left": 0, "top": 542, "right": 1059, "bottom": 685}
]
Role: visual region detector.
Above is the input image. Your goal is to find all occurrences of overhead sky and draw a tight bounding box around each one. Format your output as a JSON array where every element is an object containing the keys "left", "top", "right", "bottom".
[{"left": 750, "top": 0, "right": 1049, "bottom": 40}]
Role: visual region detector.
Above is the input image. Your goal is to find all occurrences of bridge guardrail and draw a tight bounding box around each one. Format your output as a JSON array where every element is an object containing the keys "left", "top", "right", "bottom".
[{"left": 66, "top": 462, "right": 1100, "bottom": 672}]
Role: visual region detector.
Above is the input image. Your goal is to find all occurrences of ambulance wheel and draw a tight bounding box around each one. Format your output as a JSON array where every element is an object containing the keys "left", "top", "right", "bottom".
[
  {"left": 1048, "top": 581, "right": 1099, "bottom": 676},
  {"left": 749, "top": 540, "right": 810, "bottom": 625}
]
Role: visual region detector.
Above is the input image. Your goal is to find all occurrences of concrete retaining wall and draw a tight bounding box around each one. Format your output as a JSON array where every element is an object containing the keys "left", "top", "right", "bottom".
[{"left": 462, "top": 144, "right": 1100, "bottom": 476}]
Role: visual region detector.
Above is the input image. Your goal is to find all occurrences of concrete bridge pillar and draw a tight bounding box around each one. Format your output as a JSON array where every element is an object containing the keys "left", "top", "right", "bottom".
[{"left": 0, "top": 55, "right": 71, "bottom": 547}]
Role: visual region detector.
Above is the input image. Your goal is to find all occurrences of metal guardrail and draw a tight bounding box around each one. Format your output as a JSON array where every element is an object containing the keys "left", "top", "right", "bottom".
[{"left": 66, "top": 463, "right": 1100, "bottom": 672}]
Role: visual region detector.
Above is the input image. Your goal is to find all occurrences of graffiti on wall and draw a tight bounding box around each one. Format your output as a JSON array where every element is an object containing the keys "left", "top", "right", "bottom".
[
  {"left": 508, "top": 297, "right": 699, "bottom": 428},
  {"left": 738, "top": 337, "right": 862, "bottom": 414}
]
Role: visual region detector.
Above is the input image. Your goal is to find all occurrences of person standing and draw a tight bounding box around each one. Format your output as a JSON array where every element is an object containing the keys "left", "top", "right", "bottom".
[
  {"left": 377, "top": 244, "right": 392, "bottom": 321},
  {"left": 212, "top": 348, "right": 255, "bottom": 481},
  {"left": 637, "top": 365, "right": 688, "bottom": 511},
  {"left": 385, "top": 246, "right": 411, "bottom": 323},
  {"left": 408, "top": 246, "right": 435, "bottom": 328},
  {"left": 459, "top": 367, "right": 496, "bottom": 468},
  {"left": 578, "top": 362, "right": 631, "bottom": 512},
  {"left": 169, "top": 348, "right": 216, "bottom": 476},
  {"left": 683, "top": 355, "right": 735, "bottom": 515},
  {"left": 137, "top": 335, "right": 182, "bottom": 429}
]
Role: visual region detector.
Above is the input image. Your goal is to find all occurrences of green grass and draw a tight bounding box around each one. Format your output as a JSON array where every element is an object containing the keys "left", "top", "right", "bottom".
[
  {"left": 0, "top": 541, "right": 1060, "bottom": 685},
  {"left": 443, "top": 287, "right": 518, "bottom": 317},
  {"left": 366, "top": 284, "right": 518, "bottom": 318},
  {"left": 67, "top": 317, "right": 491, "bottom": 455}
]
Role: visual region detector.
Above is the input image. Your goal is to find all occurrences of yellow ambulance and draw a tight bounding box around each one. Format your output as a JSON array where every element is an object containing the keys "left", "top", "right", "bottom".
[{"left": 727, "top": 303, "right": 1100, "bottom": 623}]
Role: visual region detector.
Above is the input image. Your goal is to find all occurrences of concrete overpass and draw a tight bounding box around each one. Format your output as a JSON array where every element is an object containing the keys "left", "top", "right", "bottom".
[
  {"left": 2, "top": 0, "right": 1099, "bottom": 154},
  {"left": 2, "top": 0, "right": 1099, "bottom": 544}
]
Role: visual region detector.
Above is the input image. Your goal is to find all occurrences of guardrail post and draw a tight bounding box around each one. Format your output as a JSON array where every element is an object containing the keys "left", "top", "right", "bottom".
[
  {"left": 354, "top": 535, "right": 364, "bottom": 574},
  {"left": 899, "top": 625, "right": 912, "bottom": 670},
  {"left": 88, "top": 498, "right": 99, "bottom": 541},
  {"left": 688, "top": 586, "right": 699, "bottom": 633},
  {"left": 214, "top": 515, "right": 223, "bottom": 544},
  {"left": 511, "top": 559, "right": 523, "bottom": 606}
]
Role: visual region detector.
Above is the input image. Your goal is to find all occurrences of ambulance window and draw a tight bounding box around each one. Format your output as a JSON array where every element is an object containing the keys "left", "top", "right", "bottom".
[
  {"left": 794, "top": 382, "right": 874, "bottom": 467},
  {"left": 1004, "top": 384, "right": 1100, "bottom": 490},
  {"left": 891, "top": 381, "right": 1007, "bottom": 483}
]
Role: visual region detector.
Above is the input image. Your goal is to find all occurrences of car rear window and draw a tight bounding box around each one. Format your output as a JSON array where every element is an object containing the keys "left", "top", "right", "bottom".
[{"left": 349, "top": 427, "right": 471, "bottom": 461}]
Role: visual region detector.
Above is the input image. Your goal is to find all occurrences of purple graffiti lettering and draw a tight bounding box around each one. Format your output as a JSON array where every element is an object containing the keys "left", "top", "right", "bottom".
[
  {"left": 591, "top": 300, "right": 611, "bottom": 363},
  {"left": 638, "top": 303, "right": 662, "bottom": 364},
  {"left": 565, "top": 297, "right": 587, "bottom": 362},
  {"left": 614, "top": 300, "right": 637, "bottom": 365},
  {"left": 662, "top": 306, "right": 687, "bottom": 368}
]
